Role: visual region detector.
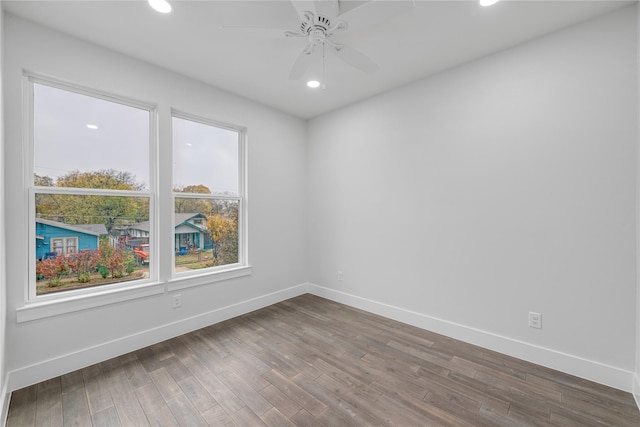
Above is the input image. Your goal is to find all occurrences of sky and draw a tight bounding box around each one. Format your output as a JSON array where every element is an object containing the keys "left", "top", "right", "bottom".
[
  {"left": 173, "top": 116, "right": 238, "bottom": 195},
  {"left": 34, "top": 83, "right": 239, "bottom": 195}
]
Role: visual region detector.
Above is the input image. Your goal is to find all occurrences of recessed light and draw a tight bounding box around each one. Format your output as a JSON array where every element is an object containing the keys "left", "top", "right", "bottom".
[
  {"left": 86, "top": 124, "right": 98, "bottom": 130},
  {"left": 307, "top": 80, "right": 321, "bottom": 89},
  {"left": 148, "top": 0, "right": 172, "bottom": 14},
  {"left": 479, "top": 0, "right": 499, "bottom": 6}
]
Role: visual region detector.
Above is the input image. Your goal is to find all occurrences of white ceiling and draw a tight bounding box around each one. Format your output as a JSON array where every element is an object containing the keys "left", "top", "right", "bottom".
[{"left": 3, "top": 0, "right": 634, "bottom": 119}]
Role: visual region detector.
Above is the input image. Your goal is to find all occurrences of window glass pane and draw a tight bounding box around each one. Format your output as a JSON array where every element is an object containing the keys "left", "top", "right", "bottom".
[
  {"left": 65, "top": 238, "right": 78, "bottom": 254},
  {"left": 33, "top": 83, "right": 150, "bottom": 190},
  {"left": 174, "top": 198, "right": 239, "bottom": 271},
  {"left": 35, "top": 193, "right": 150, "bottom": 295},
  {"left": 173, "top": 116, "right": 239, "bottom": 196},
  {"left": 51, "top": 239, "right": 63, "bottom": 255}
]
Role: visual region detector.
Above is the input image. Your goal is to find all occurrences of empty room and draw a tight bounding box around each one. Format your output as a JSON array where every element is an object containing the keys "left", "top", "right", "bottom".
[{"left": 2, "top": 0, "right": 640, "bottom": 425}]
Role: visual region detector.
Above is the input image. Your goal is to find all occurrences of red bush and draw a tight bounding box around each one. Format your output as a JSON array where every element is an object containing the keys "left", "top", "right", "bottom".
[
  {"left": 36, "top": 256, "right": 69, "bottom": 286},
  {"left": 66, "top": 250, "right": 99, "bottom": 283}
]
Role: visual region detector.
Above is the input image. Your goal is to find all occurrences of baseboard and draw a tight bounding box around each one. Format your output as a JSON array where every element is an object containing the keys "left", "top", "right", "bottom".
[
  {"left": 7, "top": 283, "right": 310, "bottom": 392},
  {"left": 633, "top": 373, "right": 640, "bottom": 411},
  {"left": 308, "top": 284, "right": 635, "bottom": 393}
]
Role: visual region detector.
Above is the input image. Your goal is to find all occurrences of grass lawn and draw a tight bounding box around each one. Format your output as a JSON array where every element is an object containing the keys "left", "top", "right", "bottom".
[{"left": 175, "top": 249, "right": 216, "bottom": 269}]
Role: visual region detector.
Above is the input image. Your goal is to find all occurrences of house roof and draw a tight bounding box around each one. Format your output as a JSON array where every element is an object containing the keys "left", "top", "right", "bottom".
[
  {"left": 128, "top": 213, "right": 207, "bottom": 233},
  {"left": 175, "top": 213, "right": 206, "bottom": 224},
  {"left": 75, "top": 223, "right": 109, "bottom": 235},
  {"left": 36, "top": 218, "right": 108, "bottom": 236},
  {"left": 129, "top": 221, "right": 150, "bottom": 232},
  {"left": 175, "top": 213, "right": 208, "bottom": 232}
]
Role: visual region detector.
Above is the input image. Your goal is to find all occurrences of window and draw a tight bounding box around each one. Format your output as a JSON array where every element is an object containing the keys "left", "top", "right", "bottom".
[
  {"left": 29, "top": 77, "right": 154, "bottom": 298},
  {"left": 23, "top": 75, "right": 248, "bottom": 312},
  {"left": 172, "top": 112, "right": 245, "bottom": 275},
  {"left": 51, "top": 237, "right": 78, "bottom": 255}
]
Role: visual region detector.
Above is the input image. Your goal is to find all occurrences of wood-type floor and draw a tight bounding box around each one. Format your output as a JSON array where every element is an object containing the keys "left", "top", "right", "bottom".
[{"left": 7, "top": 294, "right": 640, "bottom": 426}]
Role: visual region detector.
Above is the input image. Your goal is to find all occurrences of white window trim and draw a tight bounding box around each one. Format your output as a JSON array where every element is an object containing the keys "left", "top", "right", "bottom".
[
  {"left": 167, "top": 265, "right": 252, "bottom": 292},
  {"left": 170, "top": 110, "right": 249, "bottom": 287},
  {"left": 16, "top": 281, "right": 166, "bottom": 323},
  {"left": 16, "top": 74, "right": 252, "bottom": 322},
  {"left": 25, "top": 73, "right": 158, "bottom": 304}
]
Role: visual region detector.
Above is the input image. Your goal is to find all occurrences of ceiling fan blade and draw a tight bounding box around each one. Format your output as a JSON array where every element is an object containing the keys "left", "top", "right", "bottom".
[
  {"left": 289, "top": 47, "right": 316, "bottom": 80},
  {"left": 219, "top": 26, "right": 303, "bottom": 38},
  {"left": 338, "top": 0, "right": 414, "bottom": 32},
  {"left": 330, "top": 43, "right": 379, "bottom": 74}
]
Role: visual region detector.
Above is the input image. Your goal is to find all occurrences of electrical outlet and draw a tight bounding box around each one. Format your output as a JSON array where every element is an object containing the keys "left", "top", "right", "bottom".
[
  {"left": 337, "top": 271, "right": 343, "bottom": 282},
  {"left": 173, "top": 294, "right": 182, "bottom": 309},
  {"left": 528, "top": 312, "right": 541, "bottom": 329}
]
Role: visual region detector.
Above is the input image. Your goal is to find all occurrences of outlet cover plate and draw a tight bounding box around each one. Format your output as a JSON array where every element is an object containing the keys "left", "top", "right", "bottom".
[{"left": 528, "top": 312, "right": 542, "bottom": 329}]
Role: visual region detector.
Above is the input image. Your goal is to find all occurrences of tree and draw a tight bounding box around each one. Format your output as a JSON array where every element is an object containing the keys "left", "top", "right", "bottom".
[
  {"left": 35, "top": 174, "right": 59, "bottom": 214},
  {"left": 174, "top": 184, "right": 211, "bottom": 194},
  {"left": 174, "top": 185, "right": 216, "bottom": 214},
  {"left": 34, "top": 174, "right": 54, "bottom": 187},
  {"left": 57, "top": 169, "right": 145, "bottom": 191},
  {"left": 206, "top": 213, "right": 237, "bottom": 265},
  {"left": 35, "top": 169, "right": 148, "bottom": 232}
]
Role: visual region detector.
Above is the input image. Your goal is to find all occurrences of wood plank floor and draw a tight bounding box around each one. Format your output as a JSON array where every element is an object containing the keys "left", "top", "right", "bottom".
[{"left": 7, "top": 294, "right": 640, "bottom": 426}]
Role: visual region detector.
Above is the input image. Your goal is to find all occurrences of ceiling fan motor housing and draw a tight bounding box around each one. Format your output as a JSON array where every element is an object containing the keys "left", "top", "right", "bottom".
[
  {"left": 287, "top": 0, "right": 380, "bottom": 79},
  {"left": 292, "top": 0, "right": 343, "bottom": 35},
  {"left": 299, "top": 13, "right": 333, "bottom": 34}
]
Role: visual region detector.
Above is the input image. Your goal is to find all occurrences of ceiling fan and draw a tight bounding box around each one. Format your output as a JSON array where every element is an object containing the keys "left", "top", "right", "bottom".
[{"left": 221, "top": 0, "right": 413, "bottom": 81}]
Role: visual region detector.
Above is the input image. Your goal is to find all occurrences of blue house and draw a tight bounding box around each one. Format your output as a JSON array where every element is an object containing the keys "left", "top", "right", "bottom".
[
  {"left": 127, "top": 213, "right": 213, "bottom": 253},
  {"left": 35, "top": 218, "right": 108, "bottom": 260}
]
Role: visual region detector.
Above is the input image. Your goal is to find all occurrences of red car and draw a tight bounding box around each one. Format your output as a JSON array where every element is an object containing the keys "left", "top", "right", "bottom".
[{"left": 133, "top": 244, "right": 150, "bottom": 264}]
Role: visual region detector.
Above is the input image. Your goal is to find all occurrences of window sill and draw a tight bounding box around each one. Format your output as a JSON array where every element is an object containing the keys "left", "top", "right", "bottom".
[
  {"left": 16, "top": 267, "right": 252, "bottom": 323},
  {"left": 16, "top": 281, "right": 165, "bottom": 323},
  {"left": 168, "top": 265, "right": 252, "bottom": 292}
]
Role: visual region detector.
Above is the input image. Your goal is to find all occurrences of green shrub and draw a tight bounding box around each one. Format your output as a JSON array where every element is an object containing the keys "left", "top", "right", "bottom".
[{"left": 98, "top": 265, "right": 109, "bottom": 279}]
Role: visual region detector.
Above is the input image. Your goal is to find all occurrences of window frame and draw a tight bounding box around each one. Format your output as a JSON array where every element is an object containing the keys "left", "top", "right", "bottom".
[
  {"left": 25, "top": 74, "right": 158, "bottom": 303},
  {"left": 169, "top": 110, "right": 248, "bottom": 283},
  {"left": 17, "top": 74, "right": 251, "bottom": 321}
]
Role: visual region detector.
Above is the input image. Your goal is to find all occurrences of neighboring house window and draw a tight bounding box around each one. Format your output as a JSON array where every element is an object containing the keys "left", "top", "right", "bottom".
[
  {"left": 51, "top": 237, "right": 78, "bottom": 255},
  {"left": 66, "top": 238, "right": 77, "bottom": 254},
  {"left": 29, "top": 76, "right": 153, "bottom": 298},
  {"left": 172, "top": 112, "right": 245, "bottom": 275}
]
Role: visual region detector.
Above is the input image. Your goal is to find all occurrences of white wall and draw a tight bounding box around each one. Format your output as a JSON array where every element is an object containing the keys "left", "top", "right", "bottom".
[
  {"left": 635, "top": 1, "right": 640, "bottom": 408},
  {"left": 0, "top": 2, "right": 7, "bottom": 424},
  {"left": 308, "top": 6, "right": 638, "bottom": 390},
  {"left": 3, "top": 14, "right": 308, "bottom": 390}
]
